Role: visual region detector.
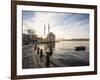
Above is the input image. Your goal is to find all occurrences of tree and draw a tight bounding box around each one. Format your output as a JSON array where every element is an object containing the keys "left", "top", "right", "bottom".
[{"left": 27, "top": 29, "right": 38, "bottom": 41}]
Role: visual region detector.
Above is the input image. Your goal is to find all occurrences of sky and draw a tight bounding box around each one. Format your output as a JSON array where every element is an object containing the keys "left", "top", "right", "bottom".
[{"left": 22, "top": 11, "right": 89, "bottom": 39}]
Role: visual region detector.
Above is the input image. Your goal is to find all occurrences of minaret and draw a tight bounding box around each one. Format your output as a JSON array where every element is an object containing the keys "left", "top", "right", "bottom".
[
  {"left": 48, "top": 24, "right": 50, "bottom": 34},
  {"left": 44, "top": 24, "right": 45, "bottom": 37}
]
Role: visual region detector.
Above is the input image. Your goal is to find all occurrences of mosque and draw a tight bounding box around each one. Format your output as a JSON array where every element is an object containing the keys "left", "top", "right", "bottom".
[{"left": 44, "top": 24, "right": 55, "bottom": 42}]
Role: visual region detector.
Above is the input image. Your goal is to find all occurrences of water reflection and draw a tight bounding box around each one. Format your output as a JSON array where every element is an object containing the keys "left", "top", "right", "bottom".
[{"left": 38, "top": 41, "right": 89, "bottom": 67}]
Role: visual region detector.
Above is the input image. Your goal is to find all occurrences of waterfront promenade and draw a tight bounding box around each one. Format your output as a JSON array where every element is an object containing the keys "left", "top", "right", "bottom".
[
  {"left": 22, "top": 43, "right": 89, "bottom": 69},
  {"left": 22, "top": 43, "right": 64, "bottom": 69}
]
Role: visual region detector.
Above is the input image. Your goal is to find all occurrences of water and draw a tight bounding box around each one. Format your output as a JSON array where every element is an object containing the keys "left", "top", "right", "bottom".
[{"left": 39, "top": 41, "right": 89, "bottom": 66}]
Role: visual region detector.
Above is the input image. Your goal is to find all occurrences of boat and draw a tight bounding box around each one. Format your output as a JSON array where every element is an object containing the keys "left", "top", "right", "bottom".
[{"left": 75, "top": 46, "right": 86, "bottom": 51}]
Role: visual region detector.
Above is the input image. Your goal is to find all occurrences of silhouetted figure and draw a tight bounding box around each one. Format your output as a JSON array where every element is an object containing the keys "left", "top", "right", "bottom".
[
  {"left": 40, "top": 49, "right": 43, "bottom": 58},
  {"left": 32, "top": 40, "right": 35, "bottom": 44},
  {"left": 49, "top": 49, "right": 53, "bottom": 56},
  {"left": 37, "top": 47, "right": 40, "bottom": 55},
  {"left": 45, "top": 51, "right": 50, "bottom": 67}
]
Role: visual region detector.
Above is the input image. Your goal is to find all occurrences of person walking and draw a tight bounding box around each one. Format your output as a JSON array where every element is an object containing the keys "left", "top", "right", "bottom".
[
  {"left": 37, "top": 47, "right": 40, "bottom": 55},
  {"left": 40, "top": 49, "right": 43, "bottom": 58},
  {"left": 45, "top": 48, "right": 50, "bottom": 67}
]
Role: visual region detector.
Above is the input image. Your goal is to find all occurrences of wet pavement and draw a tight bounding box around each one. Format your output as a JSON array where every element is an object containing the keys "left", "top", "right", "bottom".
[{"left": 22, "top": 44, "right": 55, "bottom": 69}]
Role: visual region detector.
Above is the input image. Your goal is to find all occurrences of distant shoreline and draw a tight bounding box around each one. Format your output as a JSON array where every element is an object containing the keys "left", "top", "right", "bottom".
[{"left": 57, "top": 39, "right": 89, "bottom": 41}]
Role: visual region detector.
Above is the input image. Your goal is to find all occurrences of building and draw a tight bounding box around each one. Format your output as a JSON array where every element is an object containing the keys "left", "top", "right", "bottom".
[{"left": 22, "top": 33, "right": 30, "bottom": 45}]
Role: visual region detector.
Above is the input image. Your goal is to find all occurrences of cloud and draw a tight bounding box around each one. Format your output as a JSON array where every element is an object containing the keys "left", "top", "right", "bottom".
[{"left": 22, "top": 11, "right": 89, "bottom": 39}]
